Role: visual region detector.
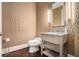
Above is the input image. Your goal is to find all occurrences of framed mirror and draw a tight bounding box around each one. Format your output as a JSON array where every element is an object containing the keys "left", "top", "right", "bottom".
[{"left": 51, "top": 2, "right": 65, "bottom": 26}]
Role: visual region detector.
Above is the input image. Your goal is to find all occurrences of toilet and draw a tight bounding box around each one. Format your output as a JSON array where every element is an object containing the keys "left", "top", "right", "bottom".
[{"left": 28, "top": 38, "right": 41, "bottom": 53}]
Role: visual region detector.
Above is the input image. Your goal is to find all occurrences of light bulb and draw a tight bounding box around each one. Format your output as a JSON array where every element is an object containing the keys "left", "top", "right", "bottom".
[{"left": 5, "top": 38, "right": 10, "bottom": 42}]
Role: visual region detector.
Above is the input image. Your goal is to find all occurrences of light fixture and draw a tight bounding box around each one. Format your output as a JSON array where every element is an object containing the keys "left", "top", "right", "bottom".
[
  {"left": 68, "top": 2, "right": 71, "bottom": 19},
  {"left": 48, "top": 9, "right": 51, "bottom": 24},
  {"left": 4, "top": 38, "right": 10, "bottom": 56}
]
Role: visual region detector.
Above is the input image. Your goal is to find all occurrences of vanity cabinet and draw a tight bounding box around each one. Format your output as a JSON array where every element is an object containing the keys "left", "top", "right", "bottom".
[{"left": 41, "top": 32, "right": 68, "bottom": 57}]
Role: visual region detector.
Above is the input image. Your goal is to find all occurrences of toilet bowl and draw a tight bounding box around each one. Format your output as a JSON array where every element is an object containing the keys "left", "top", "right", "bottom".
[{"left": 28, "top": 38, "right": 41, "bottom": 53}]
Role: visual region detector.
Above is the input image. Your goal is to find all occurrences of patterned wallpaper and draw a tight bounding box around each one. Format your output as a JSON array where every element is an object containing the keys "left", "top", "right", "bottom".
[
  {"left": 74, "top": 2, "right": 79, "bottom": 56},
  {"left": 2, "top": 3, "right": 36, "bottom": 48}
]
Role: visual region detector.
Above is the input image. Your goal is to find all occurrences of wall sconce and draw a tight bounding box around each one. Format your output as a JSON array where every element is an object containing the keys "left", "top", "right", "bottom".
[
  {"left": 4, "top": 38, "right": 10, "bottom": 57},
  {"left": 68, "top": 2, "right": 71, "bottom": 19},
  {"left": 48, "top": 9, "right": 51, "bottom": 24}
]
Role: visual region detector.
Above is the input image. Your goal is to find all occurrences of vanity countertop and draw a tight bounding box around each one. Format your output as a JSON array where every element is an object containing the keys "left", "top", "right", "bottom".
[{"left": 41, "top": 32, "right": 68, "bottom": 36}]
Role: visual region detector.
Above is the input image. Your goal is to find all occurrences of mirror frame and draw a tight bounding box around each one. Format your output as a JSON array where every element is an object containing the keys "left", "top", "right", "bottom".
[{"left": 50, "top": 2, "right": 66, "bottom": 27}]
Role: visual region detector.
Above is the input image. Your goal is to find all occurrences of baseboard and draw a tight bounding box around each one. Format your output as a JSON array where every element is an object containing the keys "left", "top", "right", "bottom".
[
  {"left": 2, "top": 43, "right": 28, "bottom": 54},
  {"left": 67, "top": 54, "right": 74, "bottom": 57}
]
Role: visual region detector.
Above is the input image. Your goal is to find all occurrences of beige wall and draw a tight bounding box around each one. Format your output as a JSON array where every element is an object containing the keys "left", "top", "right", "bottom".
[
  {"left": 2, "top": 2, "right": 36, "bottom": 48},
  {"left": 36, "top": 3, "right": 50, "bottom": 36},
  {"left": 2, "top": 2, "right": 50, "bottom": 48},
  {"left": 0, "top": 2, "right": 2, "bottom": 33}
]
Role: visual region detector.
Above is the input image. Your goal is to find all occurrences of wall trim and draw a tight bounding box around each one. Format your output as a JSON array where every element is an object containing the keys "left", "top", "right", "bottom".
[
  {"left": 67, "top": 54, "right": 74, "bottom": 57},
  {"left": 2, "top": 43, "right": 28, "bottom": 54}
]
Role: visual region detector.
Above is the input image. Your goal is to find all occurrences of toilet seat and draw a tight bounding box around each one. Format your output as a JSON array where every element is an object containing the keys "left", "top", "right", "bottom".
[
  {"left": 28, "top": 39, "right": 39, "bottom": 44},
  {"left": 28, "top": 41, "right": 40, "bottom": 46},
  {"left": 28, "top": 38, "right": 41, "bottom": 46}
]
